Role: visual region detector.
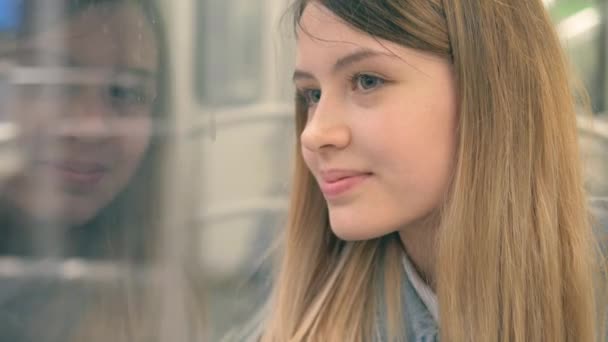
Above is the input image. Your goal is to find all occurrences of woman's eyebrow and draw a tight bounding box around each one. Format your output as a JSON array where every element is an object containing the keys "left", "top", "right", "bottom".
[
  {"left": 331, "top": 48, "right": 397, "bottom": 73},
  {"left": 292, "top": 69, "right": 315, "bottom": 82},
  {"left": 293, "top": 48, "right": 398, "bottom": 82}
]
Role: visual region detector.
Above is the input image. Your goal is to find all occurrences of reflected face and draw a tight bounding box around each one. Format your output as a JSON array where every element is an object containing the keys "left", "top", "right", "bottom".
[
  {"left": 295, "top": 4, "right": 457, "bottom": 240},
  {"left": 5, "top": 3, "right": 158, "bottom": 227}
]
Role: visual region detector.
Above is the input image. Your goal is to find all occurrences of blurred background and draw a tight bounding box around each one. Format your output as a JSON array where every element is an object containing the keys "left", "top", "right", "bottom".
[{"left": 0, "top": 0, "right": 605, "bottom": 341}]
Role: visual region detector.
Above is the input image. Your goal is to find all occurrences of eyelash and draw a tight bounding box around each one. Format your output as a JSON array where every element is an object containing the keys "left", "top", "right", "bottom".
[
  {"left": 296, "top": 73, "right": 387, "bottom": 108},
  {"left": 348, "top": 72, "right": 386, "bottom": 92}
]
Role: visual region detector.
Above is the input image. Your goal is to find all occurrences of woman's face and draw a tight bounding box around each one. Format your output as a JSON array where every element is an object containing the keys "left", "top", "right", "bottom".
[
  {"left": 4, "top": 3, "right": 158, "bottom": 227},
  {"left": 295, "top": 3, "right": 458, "bottom": 240}
]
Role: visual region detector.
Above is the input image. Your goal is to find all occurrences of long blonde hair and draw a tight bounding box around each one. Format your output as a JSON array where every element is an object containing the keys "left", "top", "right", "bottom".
[{"left": 260, "top": 0, "right": 605, "bottom": 341}]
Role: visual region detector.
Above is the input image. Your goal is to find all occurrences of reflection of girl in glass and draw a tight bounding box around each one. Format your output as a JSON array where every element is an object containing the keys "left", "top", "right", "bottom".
[
  {"left": 260, "top": 1, "right": 606, "bottom": 341},
  {"left": 0, "top": 1, "right": 204, "bottom": 341},
  {"left": 0, "top": 0, "right": 168, "bottom": 261}
]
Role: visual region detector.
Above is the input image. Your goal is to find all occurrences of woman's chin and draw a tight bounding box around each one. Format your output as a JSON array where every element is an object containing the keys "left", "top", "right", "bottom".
[
  {"left": 329, "top": 220, "right": 393, "bottom": 241},
  {"left": 20, "top": 202, "right": 99, "bottom": 229}
]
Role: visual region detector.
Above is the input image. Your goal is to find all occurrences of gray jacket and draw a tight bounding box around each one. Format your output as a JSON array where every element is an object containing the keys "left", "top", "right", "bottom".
[{"left": 374, "top": 271, "right": 438, "bottom": 342}]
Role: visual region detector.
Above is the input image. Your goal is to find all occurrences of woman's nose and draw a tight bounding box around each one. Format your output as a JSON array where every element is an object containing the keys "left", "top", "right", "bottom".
[
  {"left": 56, "top": 87, "right": 114, "bottom": 142},
  {"left": 300, "top": 98, "right": 351, "bottom": 152}
]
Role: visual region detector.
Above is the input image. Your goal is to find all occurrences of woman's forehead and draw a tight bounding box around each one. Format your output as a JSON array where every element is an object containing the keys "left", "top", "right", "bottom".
[
  {"left": 296, "top": 4, "right": 434, "bottom": 74},
  {"left": 19, "top": 3, "right": 158, "bottom": 72}
]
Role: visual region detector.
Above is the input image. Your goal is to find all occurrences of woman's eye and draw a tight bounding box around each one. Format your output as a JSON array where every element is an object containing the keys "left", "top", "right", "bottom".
[
  {"left": 354, "top": 74, "right": 385, "bottom": 91},
  {"left": 107, "top": 85, "right": 147, "bottom": 105},
  {"left": 304, "top": 89, "right": 321, "bottom": 106}
]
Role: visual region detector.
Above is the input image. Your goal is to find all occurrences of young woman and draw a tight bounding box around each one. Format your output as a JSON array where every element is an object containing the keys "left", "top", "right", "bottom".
[{"left": 260, "top": 0, "right": 606, "bottom": 341}]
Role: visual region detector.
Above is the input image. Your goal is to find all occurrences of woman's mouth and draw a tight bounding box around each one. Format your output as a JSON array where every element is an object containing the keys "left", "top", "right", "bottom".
[
  {"left": 42, "top": 160, "right": 108, "bottom": 187},
  {"left": 318, "top": 170, "right": 373, "bottom": 199}
]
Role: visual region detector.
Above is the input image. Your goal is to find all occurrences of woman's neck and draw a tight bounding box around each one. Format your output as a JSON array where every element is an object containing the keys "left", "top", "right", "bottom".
[{"left": 398, "top": 212, "right": 440, "bottom": 291}]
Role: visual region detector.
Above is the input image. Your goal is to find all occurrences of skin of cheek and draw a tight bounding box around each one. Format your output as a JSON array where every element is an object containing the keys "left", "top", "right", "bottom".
[
  {"left": 42, "top": 133, "right": 150, "bottom": 228},
  {"left": 324, "top": 80, "right": 457, "bottom": 241},
  {"left": 63, "top": 117, "right": 153, "bottom": 226}
]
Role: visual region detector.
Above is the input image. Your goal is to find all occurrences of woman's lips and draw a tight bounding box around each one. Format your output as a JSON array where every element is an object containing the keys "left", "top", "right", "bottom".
[
  {"left": 43, "top": 160, "right": 108, "bottom": 186},
  {"left": 318, "top": 170, "right": 372, "bottom": 198}
]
